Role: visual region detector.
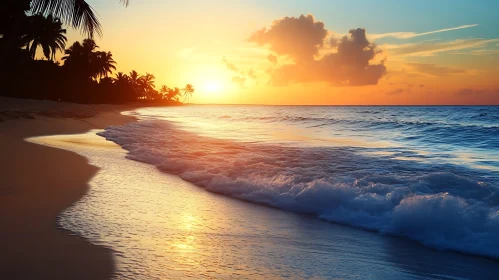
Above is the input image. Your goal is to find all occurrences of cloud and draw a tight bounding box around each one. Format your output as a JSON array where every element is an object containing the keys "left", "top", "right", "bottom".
[
  {"left": 456, "top": 88, "right": 488, "bottom": 95},
  {"left": 371, "top": 24, "right": 478, "bottom": 40},
  {"left": 249, "top": 15, "right": 386, "bottom": 86},
  {"left": 267, "top": 54, "right": 278, "bottom": 64},
  {"left": 384, "top": 39, "right": 499, "bottom": 57},
  {"left": 249, "top": 14, "right": 328, "bottom": 62},
  {"left": 232, "top": 76, "right": 246, "bottom": 87},
  {"left": 222, "top": 57, "right": 240, "bottom": 72},
  {"left": 387, "top": 88, "right": 405, "bottom": 95},
  {"left": 248, "top": 68, "right": 257, "bottom": 80},
  {"left": 222, "top": 57, "right": 258, "bottom": 85},
  {"left": 406, "top": 63, "right": 467, "bottom": 76},
  {"left": 450, "top": 48, "right": 499, "bottom": 56}
]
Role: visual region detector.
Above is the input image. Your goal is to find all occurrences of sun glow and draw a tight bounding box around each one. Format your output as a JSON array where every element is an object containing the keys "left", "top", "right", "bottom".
[{"left": 202, "top": 81, "right": 224, "bottom": 94}]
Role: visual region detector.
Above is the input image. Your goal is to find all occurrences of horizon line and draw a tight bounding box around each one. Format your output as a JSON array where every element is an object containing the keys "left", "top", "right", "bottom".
[{"left": 185, "top": 103, "right": 499, "bottom": 106}]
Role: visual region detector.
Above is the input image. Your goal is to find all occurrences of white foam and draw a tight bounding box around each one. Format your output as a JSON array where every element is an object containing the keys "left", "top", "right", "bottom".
[{"left": 99, "top": 120, "right": 499, "bottom": 259}]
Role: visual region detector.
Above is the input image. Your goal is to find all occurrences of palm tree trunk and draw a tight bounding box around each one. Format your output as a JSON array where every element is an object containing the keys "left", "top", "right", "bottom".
[{"left": 29, "top": 42, "right": 37, "bottom": 59}]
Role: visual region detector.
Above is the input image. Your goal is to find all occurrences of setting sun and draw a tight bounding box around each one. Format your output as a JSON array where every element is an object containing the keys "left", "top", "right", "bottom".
[{"left": 202, "top": 81, "right": 224, "bottom": 94}]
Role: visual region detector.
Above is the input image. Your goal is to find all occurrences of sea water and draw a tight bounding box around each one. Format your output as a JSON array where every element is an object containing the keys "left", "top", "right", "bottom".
[
  {"left": 101, "top": 106, "right": 499, "bottom": 258},
  {"left": 44, "top": 105, "right": 499, "bottom": 279}
]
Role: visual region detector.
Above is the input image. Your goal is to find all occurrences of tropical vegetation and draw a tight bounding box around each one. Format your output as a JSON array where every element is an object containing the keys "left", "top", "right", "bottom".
[
  {"left": 0, "top": 0, "right": 194, "bottom": 104},
  {"left": 30, "top": 0, "right": 129, "bottom": 38}
]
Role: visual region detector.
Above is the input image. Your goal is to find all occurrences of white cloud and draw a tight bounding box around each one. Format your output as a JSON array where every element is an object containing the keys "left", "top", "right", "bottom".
[
  {"left": 370, "top": 24, "right": 478, "bottom": 40},
  {"left": 382, "top": 38, "right": 499, "bottom": 56}
]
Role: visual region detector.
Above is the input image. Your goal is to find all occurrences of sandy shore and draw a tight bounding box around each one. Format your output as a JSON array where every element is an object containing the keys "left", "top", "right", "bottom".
[{"left": 0, "top": 98, "right": 138, "bottom": 280}]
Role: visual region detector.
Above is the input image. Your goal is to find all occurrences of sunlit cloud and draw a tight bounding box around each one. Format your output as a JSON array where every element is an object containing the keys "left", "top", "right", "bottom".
[
  {"left": 450, "top": 48, "right": 499, "bottom": 56},
  {"left": 249, "top": 14, "right": 386, "bottom": 86},
  {"left": 386, "top": 88, "right": 405, "bottom": 95},
  {"left": 456, "top": 88, "right": 482, "bottom": 95},
  {"left": 248, "top": 68, "right": 257, "bottom": 80},
  {"left": 267, "top": 54, "right": 278, "bottom": 64},
  {"left": 249, "top": 14, "right": 327, "bottom": 62},
  {"left": 405, "top": 63, "right": 467, "bottom": 77},
  {"left": 370, "top": 24, "right": 478, "bottom": 40},
  {"left": 455, "top": 88, "right": 499, "bottom": 96},
  {"left": 232, "top": 76, "right": 246, "bottom": 88},
  {"left": 222, "top": 57, "right": 240, "bottom": 72},
  {"left": 222, "top": 57, "right": 258, "bottom": 86},
  {"left": 383, "top": 38, "right": 499, "bottom": 57}
]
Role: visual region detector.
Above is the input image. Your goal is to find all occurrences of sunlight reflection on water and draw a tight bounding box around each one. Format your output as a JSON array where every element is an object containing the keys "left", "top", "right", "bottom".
[{"left": 27, "top": 130, "right": 499, "bottom": 280}]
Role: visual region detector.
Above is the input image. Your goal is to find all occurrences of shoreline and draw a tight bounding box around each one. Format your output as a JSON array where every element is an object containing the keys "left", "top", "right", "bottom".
[
  {"left": 0, "top": 100, "right": 139, "bottom": 280},
  {"left": 2, "top": 98, "right": 499, "bottom": 279},
  {"left": 25, "top": 113, "right": 499, "bottom": 279}
]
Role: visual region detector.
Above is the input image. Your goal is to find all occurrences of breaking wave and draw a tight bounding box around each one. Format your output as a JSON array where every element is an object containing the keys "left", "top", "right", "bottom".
[{"left": 99, "top": 119, "right": 499, "bottom": 259}]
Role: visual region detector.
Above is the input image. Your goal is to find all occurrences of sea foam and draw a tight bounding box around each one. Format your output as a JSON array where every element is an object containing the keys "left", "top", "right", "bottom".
[{"left": 99, "top": 120, "right": 499, "bottom": 259}]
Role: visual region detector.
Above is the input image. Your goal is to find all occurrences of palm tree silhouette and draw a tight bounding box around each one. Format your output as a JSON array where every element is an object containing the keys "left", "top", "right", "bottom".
[
  {"left": 92, "top": 51, "right": 116, "bottom": 80},
  {"left": 23, "top": 14, "right": 67, "bottom": 60},
  {"left": 129, "top": 70, "right": 140, "bottom": 86},
  {"left": 159, "top": 85, "right": 170, "bottom": 100},
  {"left": 62, "top": 39, "right": 98, "bottom": 64},
  {"left": 182, "top": 84, "right": 195, "bottom": 103},
  {"left": 29, "top": 0, "right": 129, "bottom": 38},
  {"left": 127, "top": 70, "right": 141, "bottom": 98},
  {"left": 114, "top": 72, "right": 129, "bottom": 83},
  {"left": 170, "top": 87, "right": 181, "bottom": 102},
  {"left": 139, "top": 73, "right": 156, "bottom": 99},
  {"left": 62, "top": 40, "right": 93, "bottom": 79},
  {"left": 63, "top": 39, "right": 116, "bottom": 80}
]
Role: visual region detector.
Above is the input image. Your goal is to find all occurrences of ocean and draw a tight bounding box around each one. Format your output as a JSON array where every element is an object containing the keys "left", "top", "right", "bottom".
[{"left": 41, "top": 105, "right": 499, "bottom": 279}]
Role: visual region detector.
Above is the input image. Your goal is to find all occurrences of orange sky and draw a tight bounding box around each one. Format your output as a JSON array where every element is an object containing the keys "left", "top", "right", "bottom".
[{"left": 61, "top": 0, "right": 499, "bottom": 105}]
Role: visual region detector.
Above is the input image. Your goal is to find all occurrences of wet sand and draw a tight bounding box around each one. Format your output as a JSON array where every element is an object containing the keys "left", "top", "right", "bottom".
[{"left": 0, "top": 99, "right": 137, "bottom": 280}]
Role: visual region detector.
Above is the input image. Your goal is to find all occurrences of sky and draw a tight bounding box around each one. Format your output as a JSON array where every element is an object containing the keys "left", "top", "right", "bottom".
[{"left": 63, "top": 0, "right": 499, "bottom": 105}]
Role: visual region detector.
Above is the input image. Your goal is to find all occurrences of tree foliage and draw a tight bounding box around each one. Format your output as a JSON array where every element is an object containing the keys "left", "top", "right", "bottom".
[
  {"left": 0, "top": 5, "right": 195, "bottom": 105},
  {"left": 29, "top": 0, "right": 129, "bottom": 38}
]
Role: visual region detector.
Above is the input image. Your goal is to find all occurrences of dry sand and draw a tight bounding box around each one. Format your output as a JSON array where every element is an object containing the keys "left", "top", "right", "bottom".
[{"left": 0, "top": 98, "right": 138, "bottom": 280}]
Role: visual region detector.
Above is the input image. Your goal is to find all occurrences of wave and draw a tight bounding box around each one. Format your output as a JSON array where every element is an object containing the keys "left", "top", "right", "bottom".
[{"left": 99, "top": 120, "right": 499, "bottom": 259}]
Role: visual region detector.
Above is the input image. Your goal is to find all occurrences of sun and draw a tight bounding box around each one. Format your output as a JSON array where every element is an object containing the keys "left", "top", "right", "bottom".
[{"left": 202, "top": 81, "right": 224, "bottom": 94}]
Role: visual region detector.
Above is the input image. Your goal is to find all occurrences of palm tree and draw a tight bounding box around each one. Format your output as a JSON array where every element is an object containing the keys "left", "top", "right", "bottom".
[
  {"left": 114, "top": 72, "right": 129, "bottom": 83},
  {"left": 139, "top": 73, "right": 156, "bottom": 99},
  {"left": 126, "top": 70, "right": 141, "bottom": 99},
  {"left": 23, "top": 14, "right": 67, "bottom": 60},
  {"left": 62, "top": 39, "right": 115, "bottom": 81},
  {"left": 62, "top": 40, "right": 93, "bottom": 79},
  {"left": 92, "top": 51, "right": 116, "bottom": 80},
  {"left": 128, "top": 70, "right": 140, "bottom": 87},
  {"left": 182, "top": 84, "right": 195, "bottom": 103},
  {"left": 168, "top": 87, "right": 181, "bottom": 102},
  {"left": 29, "top": 0, "right": 129, "bottom": 38},
  {"left": 62, "top": 39, "right": 98, "bottom": 64},
  {"left": 159, "top": 85, "right": 170, "bottom": 100},
  {"left": 113, "top": 72, "right": 140, "bottom": 102}
]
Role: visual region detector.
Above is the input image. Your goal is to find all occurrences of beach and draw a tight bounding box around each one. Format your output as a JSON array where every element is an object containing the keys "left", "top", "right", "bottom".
[
  {"left": 2, "top": 0, "right": 498, "bottom": 278},
  {"left": 0, "top": 98, "right": 135, "bottom": 279},
  {"left": 2, "top": 99, "right": 499, "bottom": 279}
]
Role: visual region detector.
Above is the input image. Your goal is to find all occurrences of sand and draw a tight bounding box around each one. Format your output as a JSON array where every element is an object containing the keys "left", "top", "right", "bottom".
[{"left": 0, "top": 98, "right": 138, "bottom": 280}]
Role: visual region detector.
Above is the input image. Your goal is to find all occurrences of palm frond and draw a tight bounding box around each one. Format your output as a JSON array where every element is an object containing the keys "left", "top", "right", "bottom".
[
  {"left": 73, "top": 0, "right": 102, "bottom": 38},
  {"left": 30, "top": 0, "right": 129, "bottom": 38}
]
